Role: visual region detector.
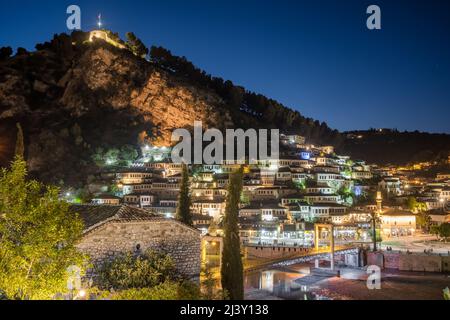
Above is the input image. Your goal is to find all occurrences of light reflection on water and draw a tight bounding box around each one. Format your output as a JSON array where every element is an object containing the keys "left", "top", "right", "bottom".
[{"left": 244, "top": 264, "right": 314, "bottom": 300}]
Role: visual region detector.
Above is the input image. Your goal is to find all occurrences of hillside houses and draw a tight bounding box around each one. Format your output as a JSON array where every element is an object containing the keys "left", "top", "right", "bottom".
[{"left": 81, "top": 133, "right": 449, "bottom": 250}]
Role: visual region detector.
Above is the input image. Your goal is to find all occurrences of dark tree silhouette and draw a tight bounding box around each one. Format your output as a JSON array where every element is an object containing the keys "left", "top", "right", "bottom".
[
  {"left": 15, "top": 123, "right": 24, "bottom": 159},
  {"left": 0, "top": 47, "right": 13, "bottom": 60},
  {"left": 176, "top": 164, "right": 193, "bottom": 226},
  {"left": 126, "top": 32, "right": 149, "bottom": 58},
  {"left": 221, "top": 167, "right": 244, "bottom": 300}
]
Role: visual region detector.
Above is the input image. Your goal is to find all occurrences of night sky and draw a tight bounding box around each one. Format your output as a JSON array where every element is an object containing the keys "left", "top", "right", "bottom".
[{"left": 1, "top": 0, "right": 449, "bottom": 133}]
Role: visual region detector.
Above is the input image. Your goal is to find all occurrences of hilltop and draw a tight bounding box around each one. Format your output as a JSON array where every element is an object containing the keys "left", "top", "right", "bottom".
[{"left": 0, "top": 31, "right": 448, "bottom": 186}]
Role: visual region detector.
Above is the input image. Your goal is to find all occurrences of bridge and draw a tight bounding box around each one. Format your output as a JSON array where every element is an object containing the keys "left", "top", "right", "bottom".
[{"left": 244, "top": 246, "right": 359, "bottom": 273}]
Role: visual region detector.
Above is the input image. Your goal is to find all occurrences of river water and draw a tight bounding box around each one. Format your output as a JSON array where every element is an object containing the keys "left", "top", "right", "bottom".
[{"left": 244, "top": 263, "right": 318, "bottom": 300}]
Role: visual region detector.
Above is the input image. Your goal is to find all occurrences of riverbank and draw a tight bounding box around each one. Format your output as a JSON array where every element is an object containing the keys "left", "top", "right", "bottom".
[{"left": 244, "top": 262, "right": 450, "bottom": 300}]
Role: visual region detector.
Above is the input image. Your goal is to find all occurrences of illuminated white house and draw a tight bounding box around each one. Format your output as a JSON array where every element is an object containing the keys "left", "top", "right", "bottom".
[
  {"left": 123, "top": 193, "right": 156, "bottom": 208},
  {"left": 91, "top": 194, "right": 121, "bottom": 205},
  {"left": 378, "top": 177, "right": 403, "bottom": 196},
  {"left": 380, "top": 209, "right": 416, "bottom": 237}
]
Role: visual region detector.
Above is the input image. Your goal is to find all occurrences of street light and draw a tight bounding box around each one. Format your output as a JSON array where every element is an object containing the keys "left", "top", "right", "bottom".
[{"left": 78, "top": 289, "right": 86, "bottom": 299}]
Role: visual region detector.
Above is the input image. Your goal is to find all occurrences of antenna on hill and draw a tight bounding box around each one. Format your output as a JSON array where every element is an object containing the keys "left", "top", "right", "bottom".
[{"left": 97, "top": 13, "right": 102, "bottom": 29}]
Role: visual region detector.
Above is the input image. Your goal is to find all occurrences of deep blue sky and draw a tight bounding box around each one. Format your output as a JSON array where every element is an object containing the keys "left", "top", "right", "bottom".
[{"left": 1, "top": 0, "right": 449, "bottom": 133}]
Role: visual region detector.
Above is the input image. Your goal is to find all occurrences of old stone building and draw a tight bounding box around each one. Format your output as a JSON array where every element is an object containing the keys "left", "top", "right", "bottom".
[{"left": 70, "top": 205, "right": 201, "bottom": 279}]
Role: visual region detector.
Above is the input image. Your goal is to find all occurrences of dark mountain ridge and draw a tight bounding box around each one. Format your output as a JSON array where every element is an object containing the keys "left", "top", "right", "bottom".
[{"left": 0, "top": 31, "right": 448, "bottom": 187}]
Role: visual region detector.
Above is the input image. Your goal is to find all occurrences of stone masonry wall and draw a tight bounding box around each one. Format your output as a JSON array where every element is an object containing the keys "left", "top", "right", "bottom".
[
  {"left": 245, "top": 246, "right": 313, "bottom": 259},
  {"left": 77, "top": 220, "right": 201, "bottom": 278},
  {"left": 367, "top": 251, "right": 445, "bottom": 273}
]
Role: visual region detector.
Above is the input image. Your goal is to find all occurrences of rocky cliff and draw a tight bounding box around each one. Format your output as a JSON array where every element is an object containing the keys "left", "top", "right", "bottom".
[{"left": 0, "top": 33, "right": 233, "bottom": 186}]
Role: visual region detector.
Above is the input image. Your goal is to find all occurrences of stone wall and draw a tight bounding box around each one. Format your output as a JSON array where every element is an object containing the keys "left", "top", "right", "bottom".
[
  {"left": 442, "top": 256, "right": 450, "bottom": 272},
  {"left": 384, "top": 252, "right": 400, "bottom": 269},
  {"left": 77, "top": 219, "right": 201, "bottom": 278},
  {"left": 367, "top": 251, "right": 447, "bottom": 273},
  {"left": 399, "top": 254, "right": 442, "bottom": 272},
  {"left": 245, "top": 246, "right": 313, "bottom": 260}
]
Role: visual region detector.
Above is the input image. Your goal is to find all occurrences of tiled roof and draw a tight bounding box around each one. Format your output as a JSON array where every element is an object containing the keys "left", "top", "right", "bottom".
[
  {"left": 310, "top": 203, "right": 347, "bottom": 208},
  {"left": 92, "top": 193, "right": 121, "bottom": 200},
  {"left": 281, "top": 193, "right": 305, "bottom": 199},
  {"left": 381, "top": 209, "right": 414, "bottom": 216},
  {"left": 304, "top": 193, "right": 339, "bottom": 197},
  {"left": 69, "top": 205, "right": 158, "bottom": 232},
  {"left": 241, "top": 200, "right": 285, "bottom": 210},
  {"left": 286, "top": 201, "right": 310, "bottom": 208}
]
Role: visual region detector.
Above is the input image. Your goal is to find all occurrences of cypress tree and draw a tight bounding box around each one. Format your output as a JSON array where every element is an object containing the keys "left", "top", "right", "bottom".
[
  {"left": 221, "top": 167, "right": 244, "bottom": 300},
  {"left": 15, "top": 122, "right": 24, "bottom": 159},
  {"left": 176, "top": 164, "right": 192, "bottom": 226}
]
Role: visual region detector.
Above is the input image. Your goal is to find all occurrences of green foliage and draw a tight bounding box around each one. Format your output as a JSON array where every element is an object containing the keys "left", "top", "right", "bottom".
[
  {"left": 294, "top": 180, "right": 306, "bottom": 191},
  {"left": 92, "top": 147, "right": 105, "bottom": 166},
  {"left": 428, "top": 223, "right": 450, "bottom": 241},
  {"left": 105, "top": 148, "right": 120, "bottom": 164},
  {"left": 126, "top": 32, "right": 149, "bottom": 58},
  {"left": 201, "top": 267, "right": 226, "bottom": 300},
  {"left": 120, "top": 145, "right": 139, "bottom": 165},
  {"left": 337, "top": 186, "right": 355, "bottom": 205},
  {"left": 92, "top": 145, "right": 138, "bottom": 167},
  {"left": 94, "top": 249, "right": 205, "bottom": 300},
  {"left": 407, "top": 197, "right": 427, "bottom": 213},
  {"left": 0, "top": 157, "right": 86, "bottom": 300},
  {"left": 443, "top": 287, "right": 450, "bottom": 300},
  {"left": 240, "top": 191, "right": 250, "bottom": 206},
  {"left": 430, "top": 224, "right": 440, "bottom": 237},
  {"left": 176, "top": 165, "right": 193, "bottom": 226},
  {"left": 438, "top": 223, "right": 450, "bottom": 240},
  {"left": 111, "top": 281, "right": 201, "bottom": 300},
  {"left": 75, "top": 188, "right": 92, "bottom": 204},
  {"left": 96, "top": 250, "right": 176, "bottom": 291},
  {"left": 221, "top": 167, "right": 244, "bottom": 300},
  {"left": 369, "top": 212, "right": 382, "bottom": 251},
  {"left": 415, "top": 211, "right": 432, "bottom": 231}
]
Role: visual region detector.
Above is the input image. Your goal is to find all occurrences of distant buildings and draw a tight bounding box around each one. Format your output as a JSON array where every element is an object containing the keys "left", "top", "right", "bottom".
[
  {"left": 379, "top": 177, "right": 402, "bottom": 196},
  {"left": 83, "top": 133, "right": 448, "bottom": 252}
]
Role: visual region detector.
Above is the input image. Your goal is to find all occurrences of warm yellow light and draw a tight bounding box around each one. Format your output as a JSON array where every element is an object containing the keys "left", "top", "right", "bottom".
[{"left": 78, "top": 289, "right": 86, "bottom": 298}]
